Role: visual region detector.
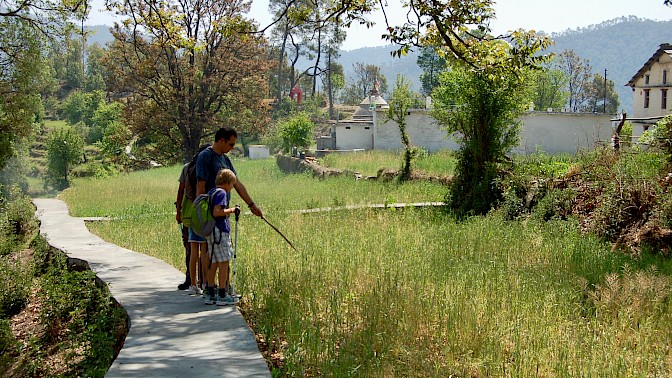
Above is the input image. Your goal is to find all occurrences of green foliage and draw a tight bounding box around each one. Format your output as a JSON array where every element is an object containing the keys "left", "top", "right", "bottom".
[
  {"left": 0, "top": 187, "right": 37, "bottom": 256},
  {"left": 530, "top": 61, "right": 569, "bottom": 111},
  {"left": 432, "top": 64, "right": 533, "bottom": 214},
  {"left": 386, "top": 75, "right": 417, "bottom": 181},
  {"left": 46, "top": 126, "right": 84, "bottom": 190},
  {"left": 277, "top": 112, "right": 315, "bottom": 153},
  {"left": 60, "top": 90, "right": 106, "bottom": 129},
  {"left": 417, "top": 46, "right": 447, "bottom": 96},
  {"left": 0, "top": 257, "right": 32, "bottom": 317},
  {"left": 0, "top": 17, "right": 46, "bottom": 171}
]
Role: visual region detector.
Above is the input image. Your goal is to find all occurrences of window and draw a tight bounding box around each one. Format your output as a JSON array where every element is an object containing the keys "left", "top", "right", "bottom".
[
  {"left": 663, "top": 89, "right": 668, "bottom": 109},
  {"left": 645, "top": 74, "right": 650, "bottom": 85},
  {"left": 644, "top": 89, "right": 650, "bottom": 108},
  {"left": 665, "top": 70, "right": 668, "bottom": 85}
]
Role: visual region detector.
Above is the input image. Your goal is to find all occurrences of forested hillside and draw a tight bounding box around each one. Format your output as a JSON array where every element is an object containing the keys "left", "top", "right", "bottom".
[
  {"left": 548, "top": 16, "right": 672, "bottom": 113},
  {"left": 339, "top": 17, "right": 672, "bottom": 112},
  {"left": 86, "top": 16, "right": 672, "bottom": 112}
]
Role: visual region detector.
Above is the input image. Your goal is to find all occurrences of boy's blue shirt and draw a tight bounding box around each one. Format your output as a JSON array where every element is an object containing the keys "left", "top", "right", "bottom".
[{"left": 209, "top": 187, "right": 230, "bottom": 234}]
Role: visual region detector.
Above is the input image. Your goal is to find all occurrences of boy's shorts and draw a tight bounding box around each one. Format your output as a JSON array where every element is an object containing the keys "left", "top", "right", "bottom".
[
  {"left": 206, "top": 227, "right": 232, "bottom": 263},
  {"left": 188, "top": 228, "right": 206, "bottom": 243}
]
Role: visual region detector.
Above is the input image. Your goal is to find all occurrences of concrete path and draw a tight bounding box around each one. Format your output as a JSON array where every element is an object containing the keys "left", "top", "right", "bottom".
[{"left": 33, "top": 198, "right": 270, "bottom": 378}]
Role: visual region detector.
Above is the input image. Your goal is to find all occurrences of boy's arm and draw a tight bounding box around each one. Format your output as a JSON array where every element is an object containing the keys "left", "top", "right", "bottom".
[{"left": 212, "top": 205, "right": 238, "bottom": 217}]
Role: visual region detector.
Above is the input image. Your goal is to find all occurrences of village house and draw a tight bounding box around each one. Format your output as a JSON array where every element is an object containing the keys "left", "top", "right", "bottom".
[{"left": 626, "top": 43, "right": 672, "bottom": 131}]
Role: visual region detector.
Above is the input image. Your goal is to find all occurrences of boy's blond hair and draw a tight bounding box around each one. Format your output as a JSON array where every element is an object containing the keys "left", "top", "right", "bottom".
[{"left": 215, "top": 168, "right": 237, "bottom": 186}]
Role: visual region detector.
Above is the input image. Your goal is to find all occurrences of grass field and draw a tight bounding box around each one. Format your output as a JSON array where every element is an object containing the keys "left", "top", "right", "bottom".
[{"left": 61, "top": 155, "right": 672, "bottom": 376}]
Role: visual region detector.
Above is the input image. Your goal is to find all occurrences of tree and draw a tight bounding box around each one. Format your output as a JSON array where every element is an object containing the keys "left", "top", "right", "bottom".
[
  {"left": 0, "top": 0, "right": 89, "bottom": 172},
  {"left": 277, "top": 112, "right": 314, "bottom": 153},
  {"left": 583, "top": 72, "right": 619, "bottom": 114},
  {"left": 340, "top": 63, "right": 387, "bottom": 105},
  {"left": 105, "top": 0, "right": 271, "bottom": 163},
  {"left": 557, "top": 50, "right": 592, "bottom": 112},
  {"left": 46, "top": 127, "right": 83, "bottom": 190},
  {"left": 531, "top": 60, "right": 569, "bottom": 111},
  {"left": 432, "top": 61, "right": 534, "bottom": 214},
  {"left": 386, "top": 75, "right": 417, "bottom": 181},
  {"left": 417, "top": 46, "right": 447, "bottom": 97}
]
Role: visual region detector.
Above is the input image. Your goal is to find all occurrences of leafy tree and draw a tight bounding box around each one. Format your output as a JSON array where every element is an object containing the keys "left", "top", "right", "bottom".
[
  {"left": 46, "top": 127, "right": 83, "bottom": 190},
  {"left": 531, "top": 61, "right": 569, "bottom": 111},
  {"left": 386, "top": 75, "right": 417, "bottom": 181},
  {"left": 105, "top": 0, "right": 271, "bottom": 163},
  {"left": 583, "top": 72, "right": 619, "bottom": 113},
  {"left": 417, "top": 46, "right": 447, "bottom": 96},
  {"left": 432, "top": 62, "right": 535, "bottom": 214},
  {"left": 278, "top": 112, "right": 314, "bottom": 153},
  {"left": 557, "top": 50, "right": 592, "bottom": 112},
  {"left": 89, "top": 101, "right": 123, "bottom": 143},
  {"left": 340, "top": 63, "right": 387, "bottom": 105},
  {"left": 0, "top": 19, "right": 45, "bottom": 171}
]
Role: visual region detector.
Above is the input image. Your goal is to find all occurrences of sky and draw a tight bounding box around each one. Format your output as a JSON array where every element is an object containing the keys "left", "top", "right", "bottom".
[{"left": 88, "top": 0, "right": 672, "bottom": 51}]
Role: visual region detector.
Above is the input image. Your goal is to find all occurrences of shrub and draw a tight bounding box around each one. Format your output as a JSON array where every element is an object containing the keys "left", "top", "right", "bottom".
[
  {"left": 46, "top": 126, "right": 84, "bottom": 190},
  {"left": 0, "top": 258, "right": 31, "bottom": 317}
]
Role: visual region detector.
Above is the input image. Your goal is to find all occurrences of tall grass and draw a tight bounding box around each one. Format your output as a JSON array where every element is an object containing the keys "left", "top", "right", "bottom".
[
  {"left": 64, "top": 157, "right": 672, "bottom": 376},
  {"left": 319, "top": 150, "right": 457, "bottom": 177}
]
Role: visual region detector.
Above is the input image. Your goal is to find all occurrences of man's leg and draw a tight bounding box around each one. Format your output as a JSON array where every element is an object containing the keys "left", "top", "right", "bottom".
[{"left": 178, "top": 226, "right": 191, "bottom": 290}]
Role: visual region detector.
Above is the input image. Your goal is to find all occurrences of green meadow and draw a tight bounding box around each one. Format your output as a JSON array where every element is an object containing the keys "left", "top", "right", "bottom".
[{"left": 60, "top": 155, "right": 672, "bottom": 377}]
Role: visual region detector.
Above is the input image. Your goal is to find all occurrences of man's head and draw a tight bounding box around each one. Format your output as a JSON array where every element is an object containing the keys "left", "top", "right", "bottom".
[{"left": 214, "top": 127, "right": 238, "bottom": 154}]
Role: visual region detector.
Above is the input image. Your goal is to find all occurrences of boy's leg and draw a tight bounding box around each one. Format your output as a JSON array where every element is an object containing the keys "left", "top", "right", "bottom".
[
  {"left": 217, "top": 261, "right": 229, "bottom": 291},
  {"left": 204, "top": 259, "right": 217, "bottom": 304}
]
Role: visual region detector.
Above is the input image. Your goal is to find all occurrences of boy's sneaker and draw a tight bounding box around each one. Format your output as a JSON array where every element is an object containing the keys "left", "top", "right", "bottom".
[
  {"left": 188, "top": 285, "right": 202, "bottom": 296},
  {"left": 204, "top": 294, "right": 216, "bottom": 305},
  {"left": 216, "top": 294, "right": 240, "bottom": 306}
]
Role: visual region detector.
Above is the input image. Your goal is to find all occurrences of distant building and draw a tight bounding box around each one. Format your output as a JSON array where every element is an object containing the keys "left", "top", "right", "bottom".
[{"left": 626, "top": 43, "right": 672, "bottom": 129}]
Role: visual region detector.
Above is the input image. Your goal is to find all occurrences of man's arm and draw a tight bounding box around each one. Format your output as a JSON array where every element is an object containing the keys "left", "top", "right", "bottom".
[
  {"left": 196, "top": 180, "right": 206, "bottom": 196},
  {"left": 233, "top": 180, "right": 262, "bottom": 217},
  {"left": 176, "top": 181, "right": 185, "bottom": 223}
]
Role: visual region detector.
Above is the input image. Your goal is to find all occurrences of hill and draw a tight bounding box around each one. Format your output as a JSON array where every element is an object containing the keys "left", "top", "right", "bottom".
[
  {"left": 339, "top": 16, "right": 672, "bottom": 113},
  {"left": 84, "top": 17, "right": 672, "bottom": 113},
  {"left": 547, "top": 16, "right": 672, "bottom": 114}
]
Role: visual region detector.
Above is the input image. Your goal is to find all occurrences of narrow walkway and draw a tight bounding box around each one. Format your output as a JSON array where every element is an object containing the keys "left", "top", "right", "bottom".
[{"left": 33, "top": 198, "right": 270, "bottom": 378}]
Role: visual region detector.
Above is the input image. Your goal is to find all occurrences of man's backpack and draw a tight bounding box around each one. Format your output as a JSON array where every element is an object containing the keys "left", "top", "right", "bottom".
[
  {"left": 184, "top": 147, "right": 215, "bottom": 202},
  {"left": 190, "top": 188, "right": 222, "bottom": 238}
]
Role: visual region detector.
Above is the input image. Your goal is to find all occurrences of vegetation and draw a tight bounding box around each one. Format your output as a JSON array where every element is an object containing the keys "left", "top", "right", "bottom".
[
  {"left": 0, "top": 189, "right": 127, "bottom": 377},
  {"left": 385, "top": 75, "right": 417, "bottom": 181},
  {"left": 59, "top": 153, "right": 672, "bottom": 376},
  {"left": 46, "top": 126, "right": 84, "bottom": 190},
  {"left": 104, "top": 0, "right": 271, "bottom": 163},
  {"left": 432, "top": 64, "right": 533, "bottom": 215}
]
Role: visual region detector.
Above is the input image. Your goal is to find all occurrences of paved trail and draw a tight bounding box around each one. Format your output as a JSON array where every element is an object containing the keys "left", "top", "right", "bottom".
[{"left": 34, "top": 198, "right": 270, "bottom": 378}]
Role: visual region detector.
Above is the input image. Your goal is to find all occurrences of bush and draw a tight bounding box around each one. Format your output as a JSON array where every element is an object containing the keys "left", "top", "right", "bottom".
[
  {"left": 0, "top": 188, "right": 37, "bottom": 256},
  {"left": 0, "top": 258, "right": 31, "bottom": 317},
  {"left": 46, "top": 126, "right": 84, "bottom": 190}
]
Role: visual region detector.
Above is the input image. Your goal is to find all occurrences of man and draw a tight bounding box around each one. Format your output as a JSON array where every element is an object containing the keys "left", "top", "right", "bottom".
[
  {"left": 175, "top": 161, "right": 191, "bottom": 290},
  {"left": 195, "top": 127, "right": 262, "bottom": 298},
  {"left": 195, "top": 127, "right": 263, "bottom": 218}
]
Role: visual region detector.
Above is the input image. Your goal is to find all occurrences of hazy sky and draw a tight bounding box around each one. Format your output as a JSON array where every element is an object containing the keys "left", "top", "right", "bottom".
[{"left": 88, "top": 0, "right": 672, "bottom": 51}]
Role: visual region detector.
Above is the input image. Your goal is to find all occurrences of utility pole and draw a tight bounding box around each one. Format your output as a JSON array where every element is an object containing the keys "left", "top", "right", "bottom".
[{"left": 603, "top": 68, "right": 608, "bottom": 113}]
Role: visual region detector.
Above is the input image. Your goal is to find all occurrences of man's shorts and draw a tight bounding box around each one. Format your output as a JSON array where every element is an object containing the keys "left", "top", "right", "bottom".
[
  {"left": 188, "top": 228, "right": 206, "bottom": 243},
  {"left": 206, "top": 227, "right": 232, "bottom": 263}
]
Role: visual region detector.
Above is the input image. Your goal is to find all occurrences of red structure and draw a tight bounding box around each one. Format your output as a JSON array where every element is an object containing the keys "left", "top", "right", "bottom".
[{"left": 289, "top": 84, "right": 303, "bottom": 104}]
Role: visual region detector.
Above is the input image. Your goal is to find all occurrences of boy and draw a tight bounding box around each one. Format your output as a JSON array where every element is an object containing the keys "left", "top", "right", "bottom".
[{"left": 204, "top": 168, "right": 241, "bottom": 305}]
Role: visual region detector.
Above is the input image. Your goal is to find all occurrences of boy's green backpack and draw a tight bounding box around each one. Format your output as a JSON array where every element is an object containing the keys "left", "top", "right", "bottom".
[{"left": 190, "top": 189, "right": 220, "bottom": 237}]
